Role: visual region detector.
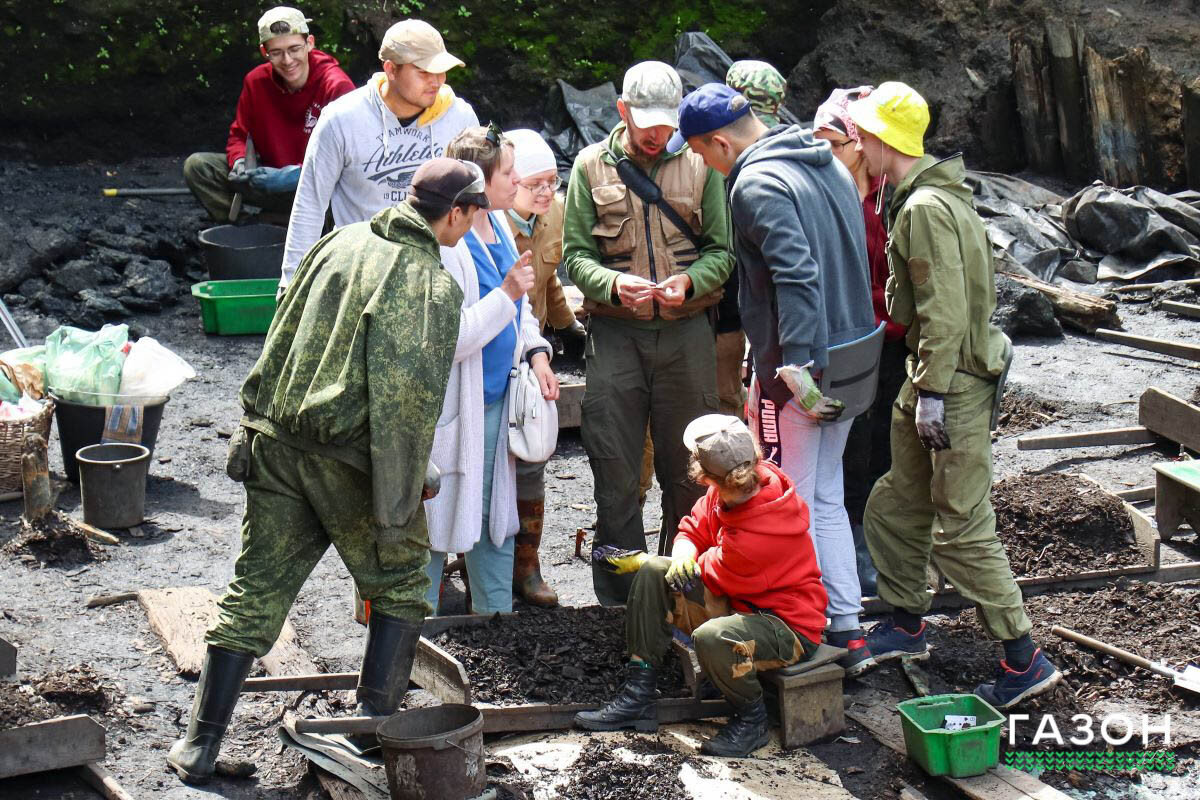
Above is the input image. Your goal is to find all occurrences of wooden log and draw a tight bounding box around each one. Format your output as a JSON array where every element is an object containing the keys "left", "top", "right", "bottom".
[
  {"left": 1140, "top": 387, "right": 1200, "bottom": 452},
  {"left": 1001, "top": 273, "right": 1120, "bottom": 333},
  {"left": 0, "top": 635, "right": 15, "bottom": 677},
  {"left": 1185, "top": 77, "right": 1200, "bottom": 191},
  {"left": 1112, "top": 277, "right": 1200, "bottom": 294},
  {"left": 1016, "top": 426, "right": 1158, "bottom": 451},
  {"left": 1160, "top": 300, "right": 1200, "bottom": 320},
  {"left": 1045, "top": 20, "right": 1090, "bottom": 182},
  {"left": 138, "top": 587, "right": 317, "bottom": 678},
  {"left": 21, "top": 433, "right": 51, "bottom": 523},
  {"left": 243, "top": 672, "right": 358, "bottom": 693},
  {"left": 77, "top": 762, "right": 136, "bottom": 800},
  {"left": 1011, "top": 33, "right": 1062, "bottom": 173},
  {"left": 86, "top": 592, "right": 139, "bottom": 609},
  {"left": 1083, "top": 45, "right": 1161, "bottom": 188},
  {"left": 0, "top": 715, "right": 106, "bottom": 779},
  {"left": 1096, "top": 329, "right": 1200, "bottom": 362}
]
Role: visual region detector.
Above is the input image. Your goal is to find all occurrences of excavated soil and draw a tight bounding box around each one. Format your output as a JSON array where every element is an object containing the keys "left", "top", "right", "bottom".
[
  {"left": 2, "top": 511, "right": 108, "bottom": 568},
  {"left": 0, "top": 682, "right": 63, "bottom": 728},
  {"left": 564, "top": 737, "right": 690, "bottom": 800},
  {"left": 993, "top": 473, "right": 1143, "bottom": 577},
  {"left": 996, "top": 386, "right": 1069, "bottom": 434},
  {"left": 433, "top": 606, "right": 688, "bottom": 706},
  {"left": 0, "top": 663, "right": 116, "bottom": 728}
]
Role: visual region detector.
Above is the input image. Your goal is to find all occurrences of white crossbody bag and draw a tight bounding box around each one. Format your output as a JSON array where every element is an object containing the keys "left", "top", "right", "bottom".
[{"left": 507, "top": 350, "right": 558, "bottom": 462}]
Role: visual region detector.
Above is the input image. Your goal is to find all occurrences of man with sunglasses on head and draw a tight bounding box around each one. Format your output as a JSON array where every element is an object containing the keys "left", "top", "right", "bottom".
[
  {"left": 563, "top": 60, "right": 734, "bottom": 606},
  {"left": 280, "top": 18, "right": 479, "bottom": 292},
  {"left": 183, "top": 6, "right": 354, "bottom": 222}
]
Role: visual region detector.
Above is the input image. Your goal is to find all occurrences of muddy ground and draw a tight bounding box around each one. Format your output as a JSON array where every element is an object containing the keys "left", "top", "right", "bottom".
[{"left": 0, "top": 154, "right": 1198, "bottom": 799}]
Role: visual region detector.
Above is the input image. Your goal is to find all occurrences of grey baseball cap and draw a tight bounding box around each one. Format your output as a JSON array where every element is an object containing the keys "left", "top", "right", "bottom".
[
  {"left": 683, "top": 414, "right": 757, "bottom": 478},
  {"left": 257, "top": 7, "right": 310, "bottom": 44},
  {"left": 622, "top": 61, "right": 683, "bottom": 129}
]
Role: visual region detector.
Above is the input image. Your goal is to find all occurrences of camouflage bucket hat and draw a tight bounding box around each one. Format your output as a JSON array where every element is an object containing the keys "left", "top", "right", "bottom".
[{"left": 726, "top": 60, "right": 786, "bottom": 127}]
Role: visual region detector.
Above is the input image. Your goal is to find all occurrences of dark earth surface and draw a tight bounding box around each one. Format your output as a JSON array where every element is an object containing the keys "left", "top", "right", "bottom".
[{"left": 0, "top": 153, "right": 1198, "bottom": 799}]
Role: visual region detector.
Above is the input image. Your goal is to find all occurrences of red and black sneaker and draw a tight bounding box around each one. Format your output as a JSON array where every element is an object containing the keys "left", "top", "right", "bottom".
[{"left": 827, "top": 629, "right": 877, "bottom": 678}]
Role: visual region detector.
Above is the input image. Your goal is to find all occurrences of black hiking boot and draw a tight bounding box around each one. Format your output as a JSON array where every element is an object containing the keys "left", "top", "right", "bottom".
[
  {"left": 574, "top": 662, "right": 658, "bottom": 732},
  {"left": 701, "top": 696, "right": 770, "bottom": 757},
  {"left": 167, "top": 645, "right": 254, "bottom": 784},
  {"left": 357, "top": 612, "right": 422, "bottom": 716}
]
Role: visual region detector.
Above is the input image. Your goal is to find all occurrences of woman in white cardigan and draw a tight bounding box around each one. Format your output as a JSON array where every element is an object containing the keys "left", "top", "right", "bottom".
[{"left": 424, "top": 126, "right": 559, "bottom": 614}]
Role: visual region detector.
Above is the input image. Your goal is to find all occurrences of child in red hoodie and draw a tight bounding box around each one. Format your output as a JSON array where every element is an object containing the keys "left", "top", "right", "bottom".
[{"left": 576, "top": 414, "right": 829, "bottom": 758}]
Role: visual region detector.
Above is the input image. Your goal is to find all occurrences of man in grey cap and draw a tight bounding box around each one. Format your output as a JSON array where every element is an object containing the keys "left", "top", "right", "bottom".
[
  {"left": 281, "top": 18, "right": 479, "bottom": 290},
  {"left": 167, "top": 157, "right": 484, "bottom": 784},
  {"left": 563, "top": 60, "right": 734, "bottom": 606},
  {"left": 183, "top": 6, "right": 355, "bottom": 221},
  {"left": 577, "top": 413, "right": 828, "bottom": 758}
]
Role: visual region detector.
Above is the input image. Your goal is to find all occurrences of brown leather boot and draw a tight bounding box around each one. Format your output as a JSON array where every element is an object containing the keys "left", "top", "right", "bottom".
[{"left": 514, "top": 498, "right": 558, "bottom": 607}]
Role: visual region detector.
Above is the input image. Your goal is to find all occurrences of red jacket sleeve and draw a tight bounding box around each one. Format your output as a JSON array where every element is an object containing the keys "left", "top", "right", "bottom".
[
  {"left": 674, "top": 490, "right": 719, "bottom": 556},
  {"left": 225, "top": 76, "right": 253, "bottom": 167}
]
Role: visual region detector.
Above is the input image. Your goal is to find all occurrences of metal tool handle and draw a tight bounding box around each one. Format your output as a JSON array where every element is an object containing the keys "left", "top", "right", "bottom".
[
  {"left": 1051, "top": 625, "right": 1172, "bottom": 678},
  {"left": 294, "top": 716, "right": 379, "bottom": 736}
]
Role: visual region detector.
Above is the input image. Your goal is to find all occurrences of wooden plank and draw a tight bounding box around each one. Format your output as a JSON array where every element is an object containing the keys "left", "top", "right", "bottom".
[
  {"left": 0, "top": 635, "right": 15, "bottom": 677},
  {"left": 0, "top": 715, "right": 106, "bottom": 779},
  {"left": 556, "top": 382, "right": 584, "bottom": 429},
  {"left": 77, "top": 762, "right": 136, "bottom": 800},
  {"left": 315, "top": 766, "right": 368, "bottom": 800},
  {"left": 1140, "top": 388, "right": 1200, "bottom": 452},
  {"left": 1097, "top": 329, "right": 1200, "bottom": 363},
  {"left": 1016, "top": 426, "right": 1157, "bottom": 451},
  {"left": 138, "top": 587, "right": 316, "bottom": 678},
  {"left": 243, "top": 672, "right": 358, "bottom": 693},
  {"left": 1113, "top": 485, "right": 1155, "bottom": 502},
  {"left": 411, "top": 636, "right": 470, "bottom": 704},
  {"left": 1113, "top": 277, "right": 1200, "bottom": 294},
  {"left": 1161, "top": 300, "right": 1200, "bottom": 320}
]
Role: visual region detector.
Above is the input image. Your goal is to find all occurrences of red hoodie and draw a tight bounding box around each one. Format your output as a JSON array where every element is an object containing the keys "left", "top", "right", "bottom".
[
  {"left": 225, "top": 49, "right": 355, "bottom": 169},
  {"left": 674, "top": 461, "right": 828, "bottom": 644},
  {"left": 864, "top": 174, "right": 906, "bottom": 341}
]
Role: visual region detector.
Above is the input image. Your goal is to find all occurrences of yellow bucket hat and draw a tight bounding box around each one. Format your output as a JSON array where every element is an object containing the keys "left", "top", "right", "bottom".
[{"left": 846, "top": 81, "right": 929, "bottom": 157}]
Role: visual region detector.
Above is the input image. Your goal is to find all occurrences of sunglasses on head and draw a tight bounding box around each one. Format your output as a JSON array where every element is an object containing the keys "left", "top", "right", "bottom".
[
  {"left": 485, "top": 121, "right": 505, "bottom": 147},
  {"left": 451, "top": 160, "right": 488, "bottom": 205}
]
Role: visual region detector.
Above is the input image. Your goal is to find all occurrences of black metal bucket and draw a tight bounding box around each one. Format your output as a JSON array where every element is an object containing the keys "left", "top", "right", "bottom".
[
  {"left": 51, "top": 395, "right": 167, "bottom": 483},
  {"left": 199, "top": 223, "right": 286, "bottom": 281},
  {"left": 77, "top": 443, "right": 150, "bottom": 528},
  {"left": 377, "top": 704, "right": 486, "bottom": 800}
]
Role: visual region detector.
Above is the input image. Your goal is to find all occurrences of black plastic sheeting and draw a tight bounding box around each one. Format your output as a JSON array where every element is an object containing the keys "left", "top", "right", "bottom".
[{"left": 970, "top": 173, "right": 1200, "bottom": 285}]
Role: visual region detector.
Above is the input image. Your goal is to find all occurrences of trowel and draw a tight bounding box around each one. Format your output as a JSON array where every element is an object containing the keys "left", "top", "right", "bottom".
[
  {"left": 229, "top": 136, "right": 257, "bottom": 223},
  {"left": 1052, "top": 625, "right": 1200, "bottom": 696}
]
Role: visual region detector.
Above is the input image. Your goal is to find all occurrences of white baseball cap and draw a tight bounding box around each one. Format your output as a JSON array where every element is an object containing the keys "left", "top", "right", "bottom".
[
  {"left": 622, "top": 61, "right": 683, "bottom": 130},
  {"left": 378, "top": 19, "right": 465, "bottom": 73},
  {"left": 257, "top": 7, "right": 310, "bottom": 44}
]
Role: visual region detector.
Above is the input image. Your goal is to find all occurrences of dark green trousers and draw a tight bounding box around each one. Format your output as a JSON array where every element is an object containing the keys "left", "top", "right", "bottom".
[
  {"left": 625, "top": 557, "right": 818, "bottom": 706},
  {"left": 582, "top": 314, "right": 717, "bottom": 605},
  {"left": 183, "top": 152, "right": 295, "bottom": 223},
  {"left": 206, "top": 433, "right": 430, "bottom": 657}
]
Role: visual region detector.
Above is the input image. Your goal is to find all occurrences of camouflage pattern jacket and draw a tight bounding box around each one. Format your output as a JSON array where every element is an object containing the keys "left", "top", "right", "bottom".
[{"left": 240, "top": 202, "right": 463, "bottom": 541}]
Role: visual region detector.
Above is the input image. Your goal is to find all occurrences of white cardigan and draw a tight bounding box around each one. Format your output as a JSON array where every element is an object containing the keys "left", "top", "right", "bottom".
[{"left": 424, "top": 211, "right": 551, "bottom": 553}]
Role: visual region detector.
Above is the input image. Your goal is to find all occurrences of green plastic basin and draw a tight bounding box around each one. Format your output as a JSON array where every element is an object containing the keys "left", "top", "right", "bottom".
[
  {"left": 191, "top": 278, "right": 279, "bottom": 336},
  {"left": 898, "top": 693, "right": 1005, "bottom": 778}
]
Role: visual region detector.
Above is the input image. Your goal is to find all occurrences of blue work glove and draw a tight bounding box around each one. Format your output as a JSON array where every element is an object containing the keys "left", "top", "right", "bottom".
[{"left": 247, "top": 165, "right": 302, "bottom": 194}]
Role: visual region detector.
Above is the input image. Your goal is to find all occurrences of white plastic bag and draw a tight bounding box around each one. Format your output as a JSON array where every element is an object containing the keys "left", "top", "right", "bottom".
[{"left": 118, "top": 337, "right": 196, "bottom": 399}]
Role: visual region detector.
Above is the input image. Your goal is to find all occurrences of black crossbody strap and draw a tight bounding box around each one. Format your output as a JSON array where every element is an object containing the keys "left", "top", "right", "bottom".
[{"left": 607, "top": 147, "right": 706, "bottom": 252}]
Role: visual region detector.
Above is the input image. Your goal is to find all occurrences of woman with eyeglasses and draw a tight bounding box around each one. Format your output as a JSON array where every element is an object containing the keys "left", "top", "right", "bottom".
[
  {"left": 423, "top": 126, "right": 560, "bottom": 615},
  {"left": 812, "top": 87, "right": 908, "bottom": 599}
]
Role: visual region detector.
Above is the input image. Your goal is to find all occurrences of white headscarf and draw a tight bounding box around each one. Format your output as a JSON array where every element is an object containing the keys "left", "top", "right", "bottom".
[{"left": 506, "top": 129, "right": 557, "bottom": 179}]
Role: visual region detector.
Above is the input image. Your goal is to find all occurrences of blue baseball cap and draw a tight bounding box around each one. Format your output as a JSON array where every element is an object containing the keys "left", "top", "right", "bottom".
[{"left": 666, "top": 83, "right": 752, "bottom": 153}]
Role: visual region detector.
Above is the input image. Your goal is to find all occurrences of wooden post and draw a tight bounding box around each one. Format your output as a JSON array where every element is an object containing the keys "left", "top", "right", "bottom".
[
  {"left": 1011, "top": 32, "right": 1062, "bottom": 172},
  {"left": 1083, "top": 45, "right": 1158, "bottom": 187},
  {"left": 1045, "top": 20, "right": 1090, "bottom": 182},
  {"left": 1183, "top": 77, "right": 1200, "bottom": 191},
  {"left": 21, "top": 433, "right": 51, "bottom": 523}
]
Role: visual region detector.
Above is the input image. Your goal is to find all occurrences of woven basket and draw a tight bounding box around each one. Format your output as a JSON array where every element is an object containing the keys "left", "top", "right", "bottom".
[{"left": 0, "top": 399, "right": 55, "bottom": 496}]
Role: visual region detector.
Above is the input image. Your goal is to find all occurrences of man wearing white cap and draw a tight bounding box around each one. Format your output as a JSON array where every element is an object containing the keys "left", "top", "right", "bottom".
[
  {"left": 280, "top": 18, "right": 478, "bottom": 289},
  {"left": 183, "top": 6, "right": 354, "bottom": 221},
  {"left": 562, "top": 60, "right": 733, "bottom": 606}
]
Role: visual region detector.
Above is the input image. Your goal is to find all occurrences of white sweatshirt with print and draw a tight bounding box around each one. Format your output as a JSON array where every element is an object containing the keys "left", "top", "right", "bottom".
[{"left": 280, "top": 75, "right": 479, "bottom": 285}]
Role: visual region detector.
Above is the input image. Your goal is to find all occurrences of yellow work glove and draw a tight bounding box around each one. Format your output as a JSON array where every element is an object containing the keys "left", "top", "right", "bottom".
[
  {"left": 592, "top": 546, "right": 650, "bottom": 575},
  {"left": 665, "top": 555, "right": 701, "bottom": 593}
]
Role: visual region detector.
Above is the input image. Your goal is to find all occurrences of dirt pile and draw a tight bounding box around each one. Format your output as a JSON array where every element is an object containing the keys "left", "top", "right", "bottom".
[
  {"left": 996, "top": 386, "right": 1067, "bottom": 433},
  {"left": 0, "top": 664, "right": 116, "bottom": 729},
  {"left": 564, "top": 738, "right": 690, "bottom": 800},
  {"left": 433, "top": 606, "right": 688, "bottom": 705},
  {"left": 993, "top": 473, "right": 1142, "bottom": 577},
  {"left": 2, "top": 511, "right": 110, "bottom": 567}
]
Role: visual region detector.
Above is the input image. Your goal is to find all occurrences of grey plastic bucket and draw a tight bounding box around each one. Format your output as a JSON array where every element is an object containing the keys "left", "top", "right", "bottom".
[
  {"left": 199, "top": 223, "right": 286, "bottom": 280},
  {"left": 377, "top": 704, "right": 485, "bottom": 800},
  {"left": 76, "top": 443, "right": 150, "bottom": 529}
]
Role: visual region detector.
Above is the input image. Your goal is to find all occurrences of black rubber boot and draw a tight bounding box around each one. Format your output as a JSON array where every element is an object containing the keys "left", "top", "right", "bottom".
[
  {"left": 700, "top": 697, "right": 770, "bottom": 757},
  {"left": 357, "top": 611, "right": 422, "bottom": 716},
  {"left": 167, "top": 645, "right": 254, "bottom": 784},
  {"left": 574, "top": 662, "right": 658, "bottom": 732}
]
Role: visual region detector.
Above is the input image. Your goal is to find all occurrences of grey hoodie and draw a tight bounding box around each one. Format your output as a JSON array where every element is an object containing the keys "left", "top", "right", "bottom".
[{"left": 727, "top": 125, "right": 875, "bottom": 409}]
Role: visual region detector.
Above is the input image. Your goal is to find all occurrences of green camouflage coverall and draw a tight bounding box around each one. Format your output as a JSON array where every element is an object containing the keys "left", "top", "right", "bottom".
[{"left": 207, "top": 203, "right": 463, "bottom": 657}]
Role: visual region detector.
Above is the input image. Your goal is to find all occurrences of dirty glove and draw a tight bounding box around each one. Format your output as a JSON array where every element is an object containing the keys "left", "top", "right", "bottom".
[
  {"left": 664, "top": 555, "right": 700, "bottom": 593},
  {"left": 915, "top": 391, "right": 951, "bottom": 451},
  {"left": 592, "top": 546, "right": 649, "bottom": 575},
  {"left": 777, "top": 362, "right": 845, "bottom": 422},
  {"left": 422, "top": 461, "right": 441, "bottom": 500},
  {"left": 560, "top": 319, "right": 587, "bottom": 339},
  {"left": 247, "top": 165, "right": 302, "bottom": 194},
  {"left": 227, "top": 158, "right": 248, "bottom": 185}
]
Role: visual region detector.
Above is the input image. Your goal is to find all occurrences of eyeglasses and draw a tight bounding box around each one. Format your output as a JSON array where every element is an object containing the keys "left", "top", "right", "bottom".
[
  {"left": 519, "top": 176, "right": 561, "bottom": 195},
  {"left": 485, "top": 121, "right": 505, "bottom": 148},
  {"left": 829, "top": 139, "right": 855, "bottom": 150},
  {"left": 266, "top": 43, "right": 307, "bottom": 62}
]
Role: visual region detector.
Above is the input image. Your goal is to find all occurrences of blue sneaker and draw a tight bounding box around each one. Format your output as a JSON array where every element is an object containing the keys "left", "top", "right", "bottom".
[
  {"left": 865, "top": 619, "right": 929, "bottom": 662},
  {"left": 975, "top": 649, "right": 1061, "bottom": 709},
  {"left": 826, "top": 629, "right": 877, "bottom": 678}
]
